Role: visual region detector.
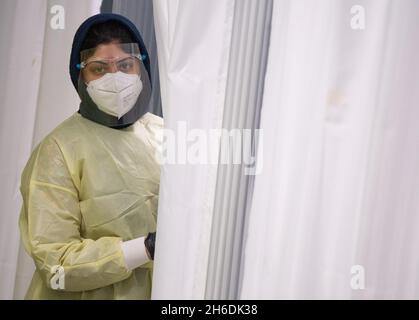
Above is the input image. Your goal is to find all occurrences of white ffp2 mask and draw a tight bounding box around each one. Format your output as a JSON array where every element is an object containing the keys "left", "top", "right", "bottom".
[{"left": 86, "top": 71, "right": 143, "bottom": 119}]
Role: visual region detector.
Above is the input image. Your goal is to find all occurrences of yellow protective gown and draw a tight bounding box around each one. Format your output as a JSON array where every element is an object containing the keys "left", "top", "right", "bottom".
[{"left": 19, "top": 111, "right": 163, "bottom": 299}]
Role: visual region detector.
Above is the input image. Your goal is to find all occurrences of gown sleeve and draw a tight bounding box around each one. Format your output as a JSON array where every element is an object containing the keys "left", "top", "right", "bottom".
[{"left": 19, "top": 136, "right": 132, "bottom": 292}]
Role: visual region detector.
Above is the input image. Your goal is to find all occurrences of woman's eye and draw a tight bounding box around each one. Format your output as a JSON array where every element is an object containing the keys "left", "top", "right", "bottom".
[
  {"left": 94, "top": 67, "right": 105, "bottom": 74},
  {"left": 117, "top": 58, "right": 136, "bottom": 72},
  {"left": 119, "top": 62, "right": 133, "bottom": 71},
  {"left": 87, "top": 62, "right": 107, "bottom": 75}
]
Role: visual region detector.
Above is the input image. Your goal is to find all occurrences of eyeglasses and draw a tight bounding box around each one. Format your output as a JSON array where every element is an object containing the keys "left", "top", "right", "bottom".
[{"left": 77, "top": 54, "right": 146, "bottom": 80}]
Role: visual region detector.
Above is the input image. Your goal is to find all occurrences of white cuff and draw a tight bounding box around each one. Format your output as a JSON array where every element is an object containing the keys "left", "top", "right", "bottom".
[{"left": 120, "top": 236, "right": 150, "bottom": 270}]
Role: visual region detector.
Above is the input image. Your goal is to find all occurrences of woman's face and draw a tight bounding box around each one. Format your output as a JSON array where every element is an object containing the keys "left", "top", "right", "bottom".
[{"left": 81, "top": 42, "right": 141, "bottom": 83}]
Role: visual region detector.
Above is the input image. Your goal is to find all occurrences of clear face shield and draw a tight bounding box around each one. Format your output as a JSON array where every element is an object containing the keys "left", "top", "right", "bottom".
[
  {"left": 79, "top": 43, "right": 143, "bottom": 82},
  {"left": 76, "top": 42, "right": 152, "bottom": 127}
]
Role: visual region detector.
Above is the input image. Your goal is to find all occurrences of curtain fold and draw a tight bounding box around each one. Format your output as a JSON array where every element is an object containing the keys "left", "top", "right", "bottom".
[
  {"left": 205, "top": 0, "right": 272, "bottom": 299},
  {"left": 0, "top": 0, "right": 46, "bottom": 300},
  {"left": 152, "top": 0, "right": 235, "bottom": 299},
  {"left": 240, "top": 0, "right": 419, "bottom": 299}
]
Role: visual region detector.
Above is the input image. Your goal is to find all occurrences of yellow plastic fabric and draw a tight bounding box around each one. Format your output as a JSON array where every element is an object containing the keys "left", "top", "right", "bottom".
[{"left": 19, "top": 112, "right": 163, "bottom": 299}]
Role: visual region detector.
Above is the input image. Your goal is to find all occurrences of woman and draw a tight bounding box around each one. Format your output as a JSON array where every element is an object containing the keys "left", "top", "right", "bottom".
[{"left": 18, "top": 13, "right": 162, "bottom": 299}]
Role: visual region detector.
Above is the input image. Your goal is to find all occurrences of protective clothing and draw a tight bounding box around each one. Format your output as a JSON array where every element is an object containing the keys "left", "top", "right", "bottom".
[
  {"left": 19, "top": 111, "right": 162, "bottom": 299},
  {"left": 70, "top": 14, "right": 153, "bottom": 128},
  {"left": 19, "top": 13, "right": 162, "bottom": 300},
  {"left": 86, "top": 71, "right": 143, "bottom": 119}
]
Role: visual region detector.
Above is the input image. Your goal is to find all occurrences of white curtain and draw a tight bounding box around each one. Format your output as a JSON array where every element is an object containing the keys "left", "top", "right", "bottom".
[
  {"left": 240, "top": 0, "right": 419, "bottom": 299},
  {"left": 152, "top": 0, "right": 235, "bottom": 299},
  {"left": 0, "top": 0, "right": 101, "bottom": 299}
]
